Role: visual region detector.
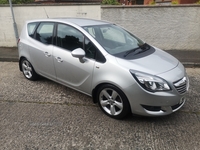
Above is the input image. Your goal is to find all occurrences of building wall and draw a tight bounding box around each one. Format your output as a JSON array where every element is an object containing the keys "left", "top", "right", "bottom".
[
  {"left": 178, "top": 0, "right": 197, "bottom": 4},
  {"left": 0, "top": 4, "right": 101, "bottom": 47},
  {"left": 102, "top": 5, "right": 200, "bottom": 50},
  {"left": 0, "top": 4, "right": 200, "bottom": 51},
  {"left": 144, "top": 0, "right": 197, "bottom": 5}
]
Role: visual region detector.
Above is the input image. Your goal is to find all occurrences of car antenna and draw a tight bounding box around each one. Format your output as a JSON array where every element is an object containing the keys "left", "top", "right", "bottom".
[{"left": 44, "top": 8, "right": 49, "bottom": 18}]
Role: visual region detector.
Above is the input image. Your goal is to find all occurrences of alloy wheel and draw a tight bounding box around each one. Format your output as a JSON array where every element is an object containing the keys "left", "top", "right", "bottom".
[
  {"left": 99, "top": 88, "right": 123, "bottom": 116},
  {"left": 22, "top": 60, "right": 33, "bottom": 79}
]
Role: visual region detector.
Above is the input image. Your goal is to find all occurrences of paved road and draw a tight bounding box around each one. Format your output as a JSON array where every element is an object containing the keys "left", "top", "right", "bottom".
[{"left": 0, "top": 62, "right": 200, "bottom": 150}]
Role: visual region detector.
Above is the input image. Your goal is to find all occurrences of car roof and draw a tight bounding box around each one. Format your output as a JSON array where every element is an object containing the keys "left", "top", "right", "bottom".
[{"left": 27, "top": 18, "right": 111, "bottom": 27}]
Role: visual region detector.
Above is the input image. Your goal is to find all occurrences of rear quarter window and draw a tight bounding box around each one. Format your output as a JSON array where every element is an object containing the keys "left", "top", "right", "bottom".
[{"left": 27, "top": 22, "right": 38, "bottom": 37}]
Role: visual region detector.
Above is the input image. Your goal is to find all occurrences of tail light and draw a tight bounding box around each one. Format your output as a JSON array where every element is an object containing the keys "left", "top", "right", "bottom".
[{"left": 17, "top": 38, "right": 20, "bottom": 45}]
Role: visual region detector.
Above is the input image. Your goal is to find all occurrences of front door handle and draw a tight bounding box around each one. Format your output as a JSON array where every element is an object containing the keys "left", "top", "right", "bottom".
[
  {"left": 44, "top": 52, "right": 51, "bottom": 57},
  {"left": 55, "top": 57, "right": 63, "bottom": 63}
]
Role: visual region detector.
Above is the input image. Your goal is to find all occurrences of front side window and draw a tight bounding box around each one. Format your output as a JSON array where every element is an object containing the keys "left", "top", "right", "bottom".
[
  {"left": 56, "top": 24, "right": 84, "bottom": 51},
  {"left": 56, "top": 23, "right": 105, "bottom": 62},
  {"left": 35, "top": 22, "right": 54, "bottom": 45},
  {"left": 84, "top": 38, "right": 96, "bottom": 59}
]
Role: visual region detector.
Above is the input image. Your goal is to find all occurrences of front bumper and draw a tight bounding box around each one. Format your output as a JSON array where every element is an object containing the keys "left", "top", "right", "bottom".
[
  {"left": 126, "top": 87, "right": 187, "bottom": 116},
  {"left": 125, "top": 63, "right": 189, "bottom": 116},
  {"left": 140, "top": 96, "right": 186, "bottom": 116}
]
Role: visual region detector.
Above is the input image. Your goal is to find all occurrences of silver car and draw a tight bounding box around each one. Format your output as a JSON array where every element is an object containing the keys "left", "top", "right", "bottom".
[{"left": 18, "top": 18, "right": 189, "bottom": 119}]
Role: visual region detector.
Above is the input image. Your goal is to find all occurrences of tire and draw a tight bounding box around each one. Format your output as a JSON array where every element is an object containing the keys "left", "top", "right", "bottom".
[
  {"left": 21, "top": 58, "right": 38, "bottom": 81},
  {"left": 97, "top": 84, "right": 131, "bottom": 119}
]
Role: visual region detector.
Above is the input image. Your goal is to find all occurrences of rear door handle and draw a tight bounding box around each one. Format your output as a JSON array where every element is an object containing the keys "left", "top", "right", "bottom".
[
  {"left": 55, "top": 57, "right": 63, "bottom": 63},
  {"left": 44, "top": 52, "right": 51, "bottom": 57}
]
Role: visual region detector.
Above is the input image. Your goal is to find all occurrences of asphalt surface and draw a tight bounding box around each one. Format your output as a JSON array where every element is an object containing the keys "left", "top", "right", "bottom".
[
  {"left": 1, "top": 47, "right": 200, "bottom": 67},
  {"left": 0, "top": 62, "right": 200, "bottom": 149},
  {"left": 1, "top": 47, "right": 200, "bottom": 149}
]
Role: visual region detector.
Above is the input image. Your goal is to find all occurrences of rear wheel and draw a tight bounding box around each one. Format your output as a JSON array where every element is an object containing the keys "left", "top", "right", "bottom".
[
  {"left": 21, "top": 58, "right": 38, "bottom": 81},
  {"left": 97, "top": 84, "right": 131, "bottom": 119}
]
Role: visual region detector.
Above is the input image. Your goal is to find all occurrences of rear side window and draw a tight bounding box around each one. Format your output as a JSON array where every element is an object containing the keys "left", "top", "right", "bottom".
[
  {"left": 27, "top": 22, "right": 38, "bottom": 37},
  {"left": 35, "top": 22, "right": 54, "bottom": 45}
]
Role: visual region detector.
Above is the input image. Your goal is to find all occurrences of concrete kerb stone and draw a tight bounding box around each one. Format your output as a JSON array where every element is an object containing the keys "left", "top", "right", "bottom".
[
  {"left": 182, "top": 62, "right": 200, "bottom": 68},
  {"left": 0, "top": 47, "right": 200, "bottom": 67},
  {"left": 0, "top": 58, "right": 18, "bottom": 62}
]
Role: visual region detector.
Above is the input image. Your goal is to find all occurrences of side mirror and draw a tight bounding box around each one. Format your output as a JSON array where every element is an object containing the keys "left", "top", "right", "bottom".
[{"left": 71, "top": 48, "right": 86, "bottom": 63}]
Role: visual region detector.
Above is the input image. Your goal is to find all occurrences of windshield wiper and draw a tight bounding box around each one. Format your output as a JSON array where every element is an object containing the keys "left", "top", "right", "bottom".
[
  {"left": 123, "top": 47, "right": 141, "bottom": 57},
  {"left": 123, "top": 43, "right": 150, "bottom": 57}
]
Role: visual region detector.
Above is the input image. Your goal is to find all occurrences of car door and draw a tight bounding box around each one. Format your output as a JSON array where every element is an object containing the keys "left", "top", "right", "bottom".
[
  {"left": 53, "top": 23, "right": 96, "bottom": 94},
  {"left": 29, "top": 22, "right": 56, "bottom": 80}
]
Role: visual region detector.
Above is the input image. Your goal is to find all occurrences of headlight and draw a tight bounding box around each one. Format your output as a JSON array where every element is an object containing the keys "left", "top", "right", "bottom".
[{"left": 130, "top": 70, "right": 171, "bottom": 92}]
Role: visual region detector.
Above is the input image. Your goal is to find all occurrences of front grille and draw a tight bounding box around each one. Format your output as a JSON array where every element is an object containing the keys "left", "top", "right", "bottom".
[
  {"left": 141, "top": 105, "right": 161, "bottom": 111},
  {"left": 173, "top": 77, "right": 188, "bottom": 94}
]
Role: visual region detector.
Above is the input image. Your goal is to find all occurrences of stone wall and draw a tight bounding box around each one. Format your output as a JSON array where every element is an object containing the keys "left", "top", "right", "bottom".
[
  {"left": 101, "top": 5, "right": 200, "bottom": 50},
  {"left": 0, "top": 4, "right": 200, "bottom": 51}
]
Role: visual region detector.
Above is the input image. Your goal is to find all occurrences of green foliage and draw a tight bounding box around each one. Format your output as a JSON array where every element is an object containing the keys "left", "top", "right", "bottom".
[
  {"left": 196, "top": 0, "right": 200, "bottom": 4},
  {"left": 0, "top": 0, "right": 34, "bottom": 4},
  {"left": 149, "top": 0, "right": 156, "bottom": 5},
  {"left": 0, "top": 0, "right": 8, "bottom": 4},
  {"left": 171, "top": 0, "right": 179, "bottom": 4},
  {"left": 102, "top": 0, "right": 120, "bottom": 5}
]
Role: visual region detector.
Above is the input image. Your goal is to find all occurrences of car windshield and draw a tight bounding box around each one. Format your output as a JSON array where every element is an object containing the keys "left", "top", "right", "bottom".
[{"left": 83, "top": 24, "right": 145, "bottom": 55}]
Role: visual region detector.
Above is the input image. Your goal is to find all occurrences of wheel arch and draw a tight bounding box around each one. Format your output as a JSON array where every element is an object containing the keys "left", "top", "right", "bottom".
[
  {"left": 92, "top": 82, "right": 130, "bottom": 107},
  {"left": 92, "top": 83, "right": 107, "bottom": 103},
  {"left": 19, "top": 56, "right": 27, "bottom": 71},
  {"left": 93, "top": 82, "right": 132, "bottom": 119}
]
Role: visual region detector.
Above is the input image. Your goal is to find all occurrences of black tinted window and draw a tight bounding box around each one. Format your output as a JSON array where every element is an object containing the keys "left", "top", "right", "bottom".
[
  {"left": 57, "top": 24, "right": 84, "bottom": 51},
  {"left": 84, "top": 38, "right": 106, "bottom": 62},
  {"left": 84, "top": 38, "right": 96, "bottom": 59},
  {"left": 35, "top": 22, "right": 54, "bottom": 45}
]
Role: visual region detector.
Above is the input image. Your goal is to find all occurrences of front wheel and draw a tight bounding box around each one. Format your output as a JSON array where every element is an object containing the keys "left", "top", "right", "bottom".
[
  {"left": 21, "top": 58, "right": 38, "bottom": 81},
  {"left": 97, "top": 84, "right": 131, "bottom": 119}
]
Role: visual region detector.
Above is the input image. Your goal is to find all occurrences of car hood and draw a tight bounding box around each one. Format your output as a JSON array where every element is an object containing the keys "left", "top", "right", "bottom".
[{"left": 116, "top": 48, "right": 179, "bottom": 75}]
